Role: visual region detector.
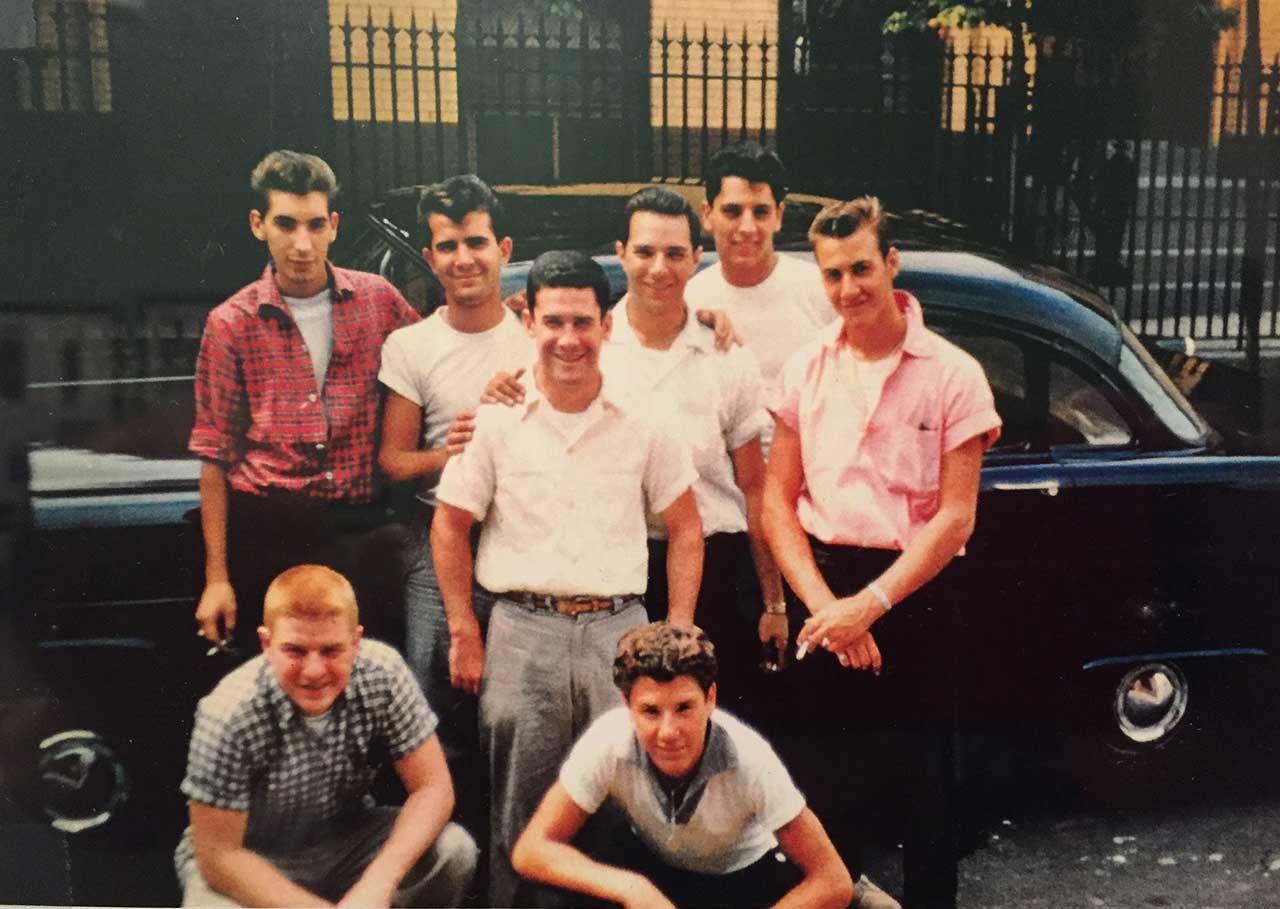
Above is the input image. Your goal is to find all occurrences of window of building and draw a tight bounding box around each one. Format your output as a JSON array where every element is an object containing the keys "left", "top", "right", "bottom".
[{"left": 11, "top": 0, "right": 112, "bottom": 113}]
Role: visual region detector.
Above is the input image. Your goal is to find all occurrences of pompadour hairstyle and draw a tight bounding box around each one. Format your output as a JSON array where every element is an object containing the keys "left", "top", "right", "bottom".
[
  {"left": 619, "top": 186, "right": 702, "bottom": 249},
  {"left": 417, "top": 174, "right": 505, "bottom": 243},
  {"left": 807, "top": 195, "right": 892, "bottom": 256},
  {"left": 250, "top": 150, "right": 340, "bottom": 212},
  {"left": 703, "top": 140, "right": 788, "bottom": 206}
]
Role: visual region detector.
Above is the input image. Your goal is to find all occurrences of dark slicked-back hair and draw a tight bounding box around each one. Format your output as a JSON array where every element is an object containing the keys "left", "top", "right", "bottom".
[
  {"left": 250, "top": 150, "right": 339, "bottom": 212},
  {"left": 619, "top": 186, "right": 702, "bottom": 249},
  {"left": 613, "top": 622, "right": 718, "bottom": 698},
  {"left": 418, "top": 174, "right": 505, "bottom": 243},
  {"left": 526, "top": 250, "right": 613, "bottom": 317},
  {"left": 703, "top": 140, "right": 787, "bottom": 206}
]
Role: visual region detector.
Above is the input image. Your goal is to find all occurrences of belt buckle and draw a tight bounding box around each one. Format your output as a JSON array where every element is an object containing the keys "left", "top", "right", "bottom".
[{"left": 556, "top": 596, "right": 606, "bottom": 616}]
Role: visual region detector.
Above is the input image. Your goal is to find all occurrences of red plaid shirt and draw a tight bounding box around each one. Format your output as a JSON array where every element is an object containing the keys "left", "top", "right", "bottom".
[{"left": 190, "top": 264, "right": 419, "bottom": 503}]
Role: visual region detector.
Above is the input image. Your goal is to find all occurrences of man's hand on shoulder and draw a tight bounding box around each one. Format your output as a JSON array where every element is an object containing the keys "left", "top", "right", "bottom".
[
  {"left": 695, "top": 308, "right": 740, "bottom": 352},
  {"left": 504, "top": 289, "right": 529, "bottom": 317},
  {"left": 196, "top": 581, "right": 237, "bottom": 642},
  {"left": 480, "top": 367, "right": 526, "bottom": 406},
  {"left": 444, "top": 410, "right": 477, "bottom": 457}
]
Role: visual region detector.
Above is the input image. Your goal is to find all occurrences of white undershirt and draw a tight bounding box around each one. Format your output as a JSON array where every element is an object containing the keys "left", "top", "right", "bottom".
[
  {"left": 301, "top": 710, "right": 333, "bottom": 738},
  {"left": 284, "top": 290, "right": 334, "bottom": 392},
  {"left": 834, "top": 342, "right": 903, "bottom": 432},
  {"left": 541, "top": 403, "right": 594, "bottom": 441}
]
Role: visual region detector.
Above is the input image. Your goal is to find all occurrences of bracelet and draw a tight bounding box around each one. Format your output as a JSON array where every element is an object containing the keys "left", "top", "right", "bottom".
[
  {"left": 763, "top": 600, "right": 787, "bottom": 616},
  {"left": 866, "top": 581, "right": 893, "bottom": 613}
]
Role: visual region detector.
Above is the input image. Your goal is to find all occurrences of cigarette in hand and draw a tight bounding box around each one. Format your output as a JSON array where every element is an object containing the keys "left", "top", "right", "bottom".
[{"left": 796, "top": 641, "right": 810, "bottom": 660}]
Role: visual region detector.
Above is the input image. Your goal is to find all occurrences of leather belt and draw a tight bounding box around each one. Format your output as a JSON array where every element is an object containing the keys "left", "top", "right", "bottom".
[{"left": 504, "top": 591, "right": 640, "bottom": 617}]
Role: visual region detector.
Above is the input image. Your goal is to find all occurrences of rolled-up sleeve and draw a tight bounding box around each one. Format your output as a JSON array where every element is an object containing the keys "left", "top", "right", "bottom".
[
  {"left": 180, "top": 701, "right": 252, "bottom": 812},
  {"left": 189, "top": 312, "right": 247, "bottom": 465},
  {"left": 941, "top": 352, "right": 1002, "bottom": 454}
]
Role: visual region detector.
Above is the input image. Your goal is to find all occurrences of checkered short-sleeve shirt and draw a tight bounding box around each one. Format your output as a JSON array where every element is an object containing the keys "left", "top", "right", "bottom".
[{"left": 174, "top": 639, "right": 437, "bottom": 872}]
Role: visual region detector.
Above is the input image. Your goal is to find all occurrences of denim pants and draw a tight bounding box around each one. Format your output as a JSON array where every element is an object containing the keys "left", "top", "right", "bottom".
[
  {"left": 403, "top": 510, "right": 493, "bottom": 760},
  {"left": 402, "top": 507, "right": 493, "bottom": 843},
  {"left": 479, "top": 596, "right": 647, "bottom": 908}
]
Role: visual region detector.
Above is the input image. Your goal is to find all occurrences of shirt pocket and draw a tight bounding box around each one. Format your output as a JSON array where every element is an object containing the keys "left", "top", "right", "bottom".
[
  {"left": 245, "top": 384, "right": 325, "bottom": 443},
  {"left": 495, "top": 470, "right": 557, "bottom": 542},
  {"left": 877, "top": 419, "right": 942, "bottom": 497},
  {"left": 590, "top": 469, "right": 642, "bottom": 539}
]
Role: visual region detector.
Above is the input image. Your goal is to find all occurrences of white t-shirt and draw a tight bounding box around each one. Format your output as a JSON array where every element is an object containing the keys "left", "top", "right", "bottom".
[
  {"left": 603, "top": 300, "right": 768, "bottom": 538},
  {"left": 283, "top": 290, "right": 333, "bottom": 392},
  {"left": 378, "top": 308, "right": 531, "bottom": 504},
  {"left": 560, "top": 706, "right": 806, "bottom": 874},
  {"left": 436, "top": 376, "right": 696, "bottom": 597},
  {"left": 685, "top": 256, "right": 834, "bottom": 454},
  {"left": 685, "top": 255, "right": 834, "bottom": 386}
]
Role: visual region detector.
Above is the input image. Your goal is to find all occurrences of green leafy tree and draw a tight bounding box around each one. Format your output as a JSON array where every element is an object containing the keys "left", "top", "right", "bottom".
[{"left": 880, "top": 1, "right": 1237, "bottom": 49}]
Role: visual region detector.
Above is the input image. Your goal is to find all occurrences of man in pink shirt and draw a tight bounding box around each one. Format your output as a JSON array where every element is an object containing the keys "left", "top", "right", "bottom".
[{"left": 763, "top": 196, "right": 1002, "bottom": 909}]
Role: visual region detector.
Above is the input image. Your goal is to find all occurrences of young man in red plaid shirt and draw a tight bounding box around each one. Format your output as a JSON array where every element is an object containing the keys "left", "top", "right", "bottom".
[{"left": 189, "top": 150, "right": 419, "bottom": 652}]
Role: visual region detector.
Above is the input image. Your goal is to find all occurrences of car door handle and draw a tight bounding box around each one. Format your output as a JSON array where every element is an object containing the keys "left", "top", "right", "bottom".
[{"left": 991, "top": 479, "right": 1061, "bottom": 496}]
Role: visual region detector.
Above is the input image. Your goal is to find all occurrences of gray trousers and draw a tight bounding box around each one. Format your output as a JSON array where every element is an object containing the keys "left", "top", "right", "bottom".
[
  {"left": 480, "top": 597, "right": 646, "bottom": 908},
  {"left": 180, "top": 812, "right": 477, "bottom": 908}
]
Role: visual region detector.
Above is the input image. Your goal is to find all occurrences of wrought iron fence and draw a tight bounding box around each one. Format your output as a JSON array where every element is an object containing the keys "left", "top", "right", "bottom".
[{"left": 327, "top": 9, "right": 775, "bottom": 203}]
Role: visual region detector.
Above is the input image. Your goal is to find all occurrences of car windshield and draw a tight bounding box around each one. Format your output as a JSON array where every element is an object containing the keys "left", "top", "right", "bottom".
[{"left": 1118, "top": 324, "right": 1210, "bottom": 445}]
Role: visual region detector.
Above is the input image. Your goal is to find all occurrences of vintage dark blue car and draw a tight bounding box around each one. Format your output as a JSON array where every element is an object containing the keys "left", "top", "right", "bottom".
[{"left": 5, "top": 185, "right": 1279, "bottom": 859}]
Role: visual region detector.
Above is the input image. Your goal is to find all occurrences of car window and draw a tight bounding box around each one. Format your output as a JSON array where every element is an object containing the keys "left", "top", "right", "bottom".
[
  {"left": 934, "top": 321, "right": 1134, "bottom": 456},
  {"left": 938, "top": 331, "right": 1035, "bottom": 454},
  {"left": 1048, "top": 360, "right": 1132, "bottom": 447}
]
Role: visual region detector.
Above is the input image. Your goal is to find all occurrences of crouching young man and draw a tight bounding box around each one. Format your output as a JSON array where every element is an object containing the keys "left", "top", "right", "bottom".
[
  {"left": 174, "top": 564, "right": 476, "bottom": 907},
  {"left": 512, "top": 622, "right": 854, "bottom": 909}
]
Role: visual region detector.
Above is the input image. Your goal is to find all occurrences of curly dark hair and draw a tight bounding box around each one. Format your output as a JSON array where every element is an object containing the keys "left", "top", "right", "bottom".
[{"left": 613, "top": 622, "right": 718, "bottom": 697}]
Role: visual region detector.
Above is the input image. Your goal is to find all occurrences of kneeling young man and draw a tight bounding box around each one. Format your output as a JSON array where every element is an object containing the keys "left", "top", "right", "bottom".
[
  {"left": 512, "top": 622, "right": 854, "bottom": 909},
  {"left": 175, "top": 564, "right": 476, "bottom": 908}
]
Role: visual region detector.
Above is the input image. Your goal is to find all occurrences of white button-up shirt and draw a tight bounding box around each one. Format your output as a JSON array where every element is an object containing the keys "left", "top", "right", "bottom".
[
  {"left": 436, "top": 371, "right": 696, "bottom": 597},
  {"left": 604, "top": 299, "right": 770, "bottom": 539}
]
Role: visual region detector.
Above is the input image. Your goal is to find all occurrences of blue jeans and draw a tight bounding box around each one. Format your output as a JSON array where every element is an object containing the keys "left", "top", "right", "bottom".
[
  {"left": 402, "top": 507, "right": 492, "bottom": 842},
  {"left": 479, "top": 596, "right": 647, "bottom": 908},
  {"left": 403, "top": 508, "right": 492, "bottom": 759}
]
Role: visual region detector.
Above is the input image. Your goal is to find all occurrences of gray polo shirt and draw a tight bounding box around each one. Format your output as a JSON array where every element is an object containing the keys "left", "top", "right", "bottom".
[{"left": 559, "top": 706, "right": 805, "bottom": 874}]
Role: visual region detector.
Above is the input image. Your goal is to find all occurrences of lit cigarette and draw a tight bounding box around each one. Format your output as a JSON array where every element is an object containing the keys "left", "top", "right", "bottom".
[{"left": 796, "top": 641, "right": 810, "bottom": 660}]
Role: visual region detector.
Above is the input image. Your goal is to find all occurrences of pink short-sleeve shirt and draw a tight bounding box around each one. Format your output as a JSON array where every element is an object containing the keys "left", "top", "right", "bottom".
[{"left": 769, "top": 290, "right": 1002, "bottom": 550}]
